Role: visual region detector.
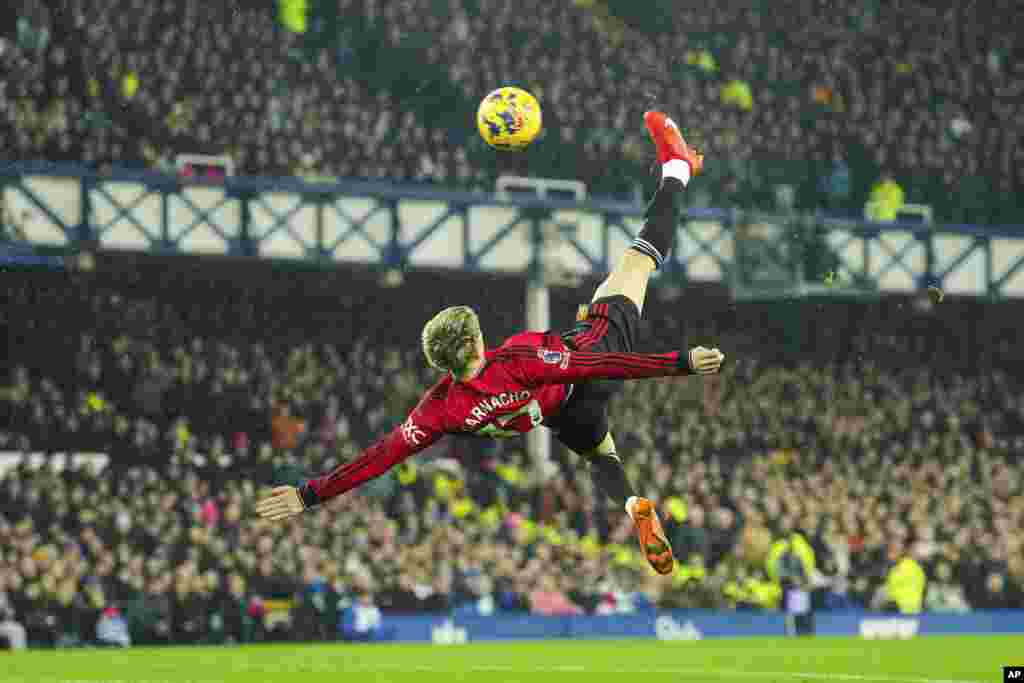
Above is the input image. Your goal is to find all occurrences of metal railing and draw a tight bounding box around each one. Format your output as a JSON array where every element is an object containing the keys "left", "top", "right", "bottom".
[{"left": 2, "top": 162, "right": 1022, "bottom": 299}]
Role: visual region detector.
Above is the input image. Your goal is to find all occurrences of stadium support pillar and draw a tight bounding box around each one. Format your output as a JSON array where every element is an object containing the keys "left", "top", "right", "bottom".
[{"left": 525, "top": 277, "right": 556, "bottom": 477}]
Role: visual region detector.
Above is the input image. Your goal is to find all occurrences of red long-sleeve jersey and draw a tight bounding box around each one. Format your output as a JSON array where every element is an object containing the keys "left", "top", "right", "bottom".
[{"left": 301, "top": 331, "right": 689, "bottom": 505}]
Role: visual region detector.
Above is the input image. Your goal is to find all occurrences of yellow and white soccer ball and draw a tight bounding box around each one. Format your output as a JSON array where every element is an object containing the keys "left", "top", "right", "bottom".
[{"left": 477, "top": 86, "right": 542, "bottom": 151}]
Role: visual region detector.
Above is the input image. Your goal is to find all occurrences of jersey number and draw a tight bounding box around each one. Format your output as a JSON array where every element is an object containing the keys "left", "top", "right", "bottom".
[{"left": 476, "top": 400, "right": 543, "bottom": 439}]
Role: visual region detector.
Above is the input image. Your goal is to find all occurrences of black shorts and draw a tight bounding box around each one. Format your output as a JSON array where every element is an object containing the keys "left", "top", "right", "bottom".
[{"left": 544, "top": 294, "right": 641, "bottom": 454}]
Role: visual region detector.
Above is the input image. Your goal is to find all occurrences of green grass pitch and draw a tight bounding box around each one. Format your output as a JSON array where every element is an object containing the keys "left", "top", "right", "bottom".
[{"left": 4, "top": 636, "right": 1019, "bottom": 683}]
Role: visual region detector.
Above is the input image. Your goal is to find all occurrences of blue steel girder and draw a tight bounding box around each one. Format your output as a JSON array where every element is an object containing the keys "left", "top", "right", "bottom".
[
  {"left": 678, "top": 215, "right": 732, "bottom": 278},
  {"left": 871, "top": 229, "right": 926, "bottom": 283},
  {"left": 171, "top": 190, "right": 235, "bottom": 245},
  {"left": 3, "top": 163, "right": 1024, "bottom": 299},
  {"left": 823, "top": 220, "right": 871, "bottom": 282},
  {"left": 90, "top": 183, "right": 160, "bottom": 242},
  {"left": 324, "top": 199, "right": 388, "bottom": 255},
  {"left": 603, "top": 214, "right": 632, "bottom": 272},
  {"left": 932, "top": 233, "right": 984, "bottom": 288},
  {"left": 561, "top": 230, "right": 602, "bottom": 272},
  {"left": 248, "top": 191, "right": 325, "bottom": 258},
  {"left": 992, "top": 244, "right": 1024, "bottom": 297},
  {"left": 249, "top": 194, "right": 314, "bottom": 244},
  {"left": 599, "top": 214, "right": 622, "bottom": 272},
  {"left": 466, "top": 210, "right": 532, "bottom": 270},
  {"left": 400, "top": 204, "right": 465, "bottom": 263},
  {"left": 6, "top": 178, "right": 75, "bottom": 240}
]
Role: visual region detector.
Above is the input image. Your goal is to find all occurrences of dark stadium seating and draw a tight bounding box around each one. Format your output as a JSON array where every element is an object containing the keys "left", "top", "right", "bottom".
[
  {"left": 2, "top": 253, "right": 1023, "bottom": 646},
  {"left": 1, "top": 0, "right": 1021, "bottom": 221}
]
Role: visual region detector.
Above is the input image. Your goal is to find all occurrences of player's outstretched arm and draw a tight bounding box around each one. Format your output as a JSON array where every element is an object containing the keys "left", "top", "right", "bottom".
[
  {"left": 255, "top": 413, "right": 442, "bottom": 522},
  {"left": 499, "top": 344, "right": 725, "bottom": 386}
]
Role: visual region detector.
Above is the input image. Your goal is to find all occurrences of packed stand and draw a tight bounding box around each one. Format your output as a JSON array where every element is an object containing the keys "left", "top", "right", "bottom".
[
  {"left": 2, "top": 256, "right": 1023, "bottom": 648},
  {"left": 1, "top": 0, "right": 1021, "bottom": 221}
]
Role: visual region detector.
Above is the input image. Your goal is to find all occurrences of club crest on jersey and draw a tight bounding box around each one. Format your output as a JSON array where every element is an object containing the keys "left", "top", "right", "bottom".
[{"left": 537, "top": 348, "right": 570, "bottom": 369}]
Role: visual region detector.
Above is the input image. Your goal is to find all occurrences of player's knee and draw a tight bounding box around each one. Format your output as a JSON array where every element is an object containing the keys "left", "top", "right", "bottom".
[
  {"left": 593, "top": 283, "right": 644, "bottom": 313},
  {"left": 593, "top": 252, "right": 651, "bottom": 312},
  {"left": 583, "top": 433, "right": 617, "bottom": 461}
]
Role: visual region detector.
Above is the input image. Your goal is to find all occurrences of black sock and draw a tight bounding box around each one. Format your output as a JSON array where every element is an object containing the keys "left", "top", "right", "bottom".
[
  {"left": 588, "top": 453, "right": 636, "bottom": 506},
  {"left": 631, "top": 177, "right": 686, "bottom": 269}
]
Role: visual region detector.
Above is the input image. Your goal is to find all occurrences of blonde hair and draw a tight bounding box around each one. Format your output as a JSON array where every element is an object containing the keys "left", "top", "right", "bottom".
[{"left": 421, "top": 305, "right": 481, "bottom": 374}]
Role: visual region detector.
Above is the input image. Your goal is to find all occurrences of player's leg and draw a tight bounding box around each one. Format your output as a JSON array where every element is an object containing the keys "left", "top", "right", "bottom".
[
  {"left": 591, "top": 249, "right": 656, "bottom": 313},
  {"left": 591, "top": 111, "right": 705, "bottom": 316},
  {"left": 583, "top": 432, "right": 634, "bottom": 505},
  {"left": 548, "top": 391, "right": 675, "bottom": 575},
  {"left": 579, "top": 432, "right": 674, "bottom": 575}
]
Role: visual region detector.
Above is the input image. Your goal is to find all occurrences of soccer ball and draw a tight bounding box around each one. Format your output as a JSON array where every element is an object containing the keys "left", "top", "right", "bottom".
[{"left": 477, "top": 86, "right": 542, "bottom": 151}]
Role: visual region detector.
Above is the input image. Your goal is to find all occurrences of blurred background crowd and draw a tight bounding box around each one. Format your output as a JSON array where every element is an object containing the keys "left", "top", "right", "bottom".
[
  {"left": 2, "top": 253, "right": 1023, "bottom": 648},
  {"left": 1, "top": 0, "right": 1021, "bottom": 222}
]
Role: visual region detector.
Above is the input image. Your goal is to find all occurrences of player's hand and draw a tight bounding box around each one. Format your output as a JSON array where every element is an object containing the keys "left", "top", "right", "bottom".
[
  {"left": 688, "top": 346, "right": 725, "bottom": 375},
  {"left": 255, "top": 485, "right": 306, "bottom": 522}
]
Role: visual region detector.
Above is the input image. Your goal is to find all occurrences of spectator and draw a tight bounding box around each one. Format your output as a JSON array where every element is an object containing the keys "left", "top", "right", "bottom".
[
  {"left": 170, "top": 575, "right": 205, "bottom": 644},
  {"left": 0, "top": 607, "right": 27, "bottom": 651},
  {"left": 2, "top": 251, "right": 1024, "bottom": 642},
  {"left": 5, "top": 0, "right": 1019, "bottom": 219},
  {"left": 125, "top": 574, "right": 172, "bottom": 645},
  {"left": 865, "top": 173, "right": 906, "bottom": 222},
  {"left": 529, "top": 575, "right": 583, "bottom": 616},
  {"left": 924, "top": 562, "right": 970, "bottom": 613},
  {"left": 294, "top": 565, "right": 334, "bottom": 641},
  {"left": 666, "top": 501, "right": 710, "bottom": 562},
  {"left": 271, "top": 402, "right": 305, "bottom": 452},
  {"left": 96, "top": 607, "right": 131, "bottom": 648},
  {"left": 708, "top": 507, "right": 741, "bottom": 568},
  {"left": 339, "top": 579, "right": 391, "bottom": 643},
  {"left": 873, "top": 544, "right": 926, "bottom": 614},
  {"left": 219, "top": 573, "right": 257, "bottom": 644},
  {"left": 420, "top": 572, "right": 454, "bottom": 613},
  {"left": 822, "top": 150, "right": 852, "bottom": 211},
  {"left": 454, "top": 570, "right": 496, "bottom": 617},
  {"left": 721, "top": 78, "right": 754, "bottom": 112},
  {"left": 973, "top": 572, "right": 1022, "bottom": 610}
]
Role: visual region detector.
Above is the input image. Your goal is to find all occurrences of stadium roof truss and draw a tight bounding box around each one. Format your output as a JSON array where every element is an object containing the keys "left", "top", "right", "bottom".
[{"left": 2, "top": 162, "right": 1023, "bottom": 300}]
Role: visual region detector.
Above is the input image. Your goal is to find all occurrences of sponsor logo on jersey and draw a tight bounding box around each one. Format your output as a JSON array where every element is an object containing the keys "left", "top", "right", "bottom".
[
  {"left": 400, "top": 417, "right": 427, "bottom": 446},
  {"left": 464, "top": 390, "right": 531, "bottom": 427},
  {"left": 537, "top": 348, "right": 570, "bottom": 369}
]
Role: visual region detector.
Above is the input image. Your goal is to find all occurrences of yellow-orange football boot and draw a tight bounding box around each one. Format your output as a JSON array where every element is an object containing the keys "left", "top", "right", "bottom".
[
  {"left": 628, "top": 497, "right": 675, "bottom": 575},
  {"left": 643, "top": 110, "right": 704, "bottom": 176}
]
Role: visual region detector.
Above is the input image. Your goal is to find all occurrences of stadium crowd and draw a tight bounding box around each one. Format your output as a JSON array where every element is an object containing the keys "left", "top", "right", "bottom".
[
  {"left": 1, "top": 0, "right": 1021, "bottom": 221},
  {"left": 2, "top": 255, "right": 1023, "bottom": 647}
]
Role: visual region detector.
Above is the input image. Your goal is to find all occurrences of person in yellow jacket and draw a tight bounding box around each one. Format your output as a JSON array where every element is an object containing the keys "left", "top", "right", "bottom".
[
  {"left": 396, "top": 462, "right": 418, "bottom": 487},
  {"left": 766, "top": 530, "right": 816, "bottom": 583},
  {"left": 745, "top": 571, "right": 783, "bottom": 610},
  {"left": 686, "top": 49, "right": 718, "bottom": 74},
  {"left": 83, "top": 391, "right": 108, "bottom": 414},
  {"left": 674, "top": 553, "right": 707, "bottom": 587},
  {"left": 278, "top": 0, "right": 308, "bottom": 33},
  {"left": 721, "top": 79, "right": 754, "bottom": 112},
  {"left": 874, "top": 546, "right": 926, "bottom": 614},
  {"left": 865, "top": 173, "right": 906, "bottom": 222}
]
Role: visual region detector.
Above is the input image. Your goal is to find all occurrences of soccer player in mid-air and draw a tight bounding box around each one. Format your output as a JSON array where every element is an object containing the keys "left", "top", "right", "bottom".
[{"left": 256, "top": 112, "right": 725, "bottom": 575}]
